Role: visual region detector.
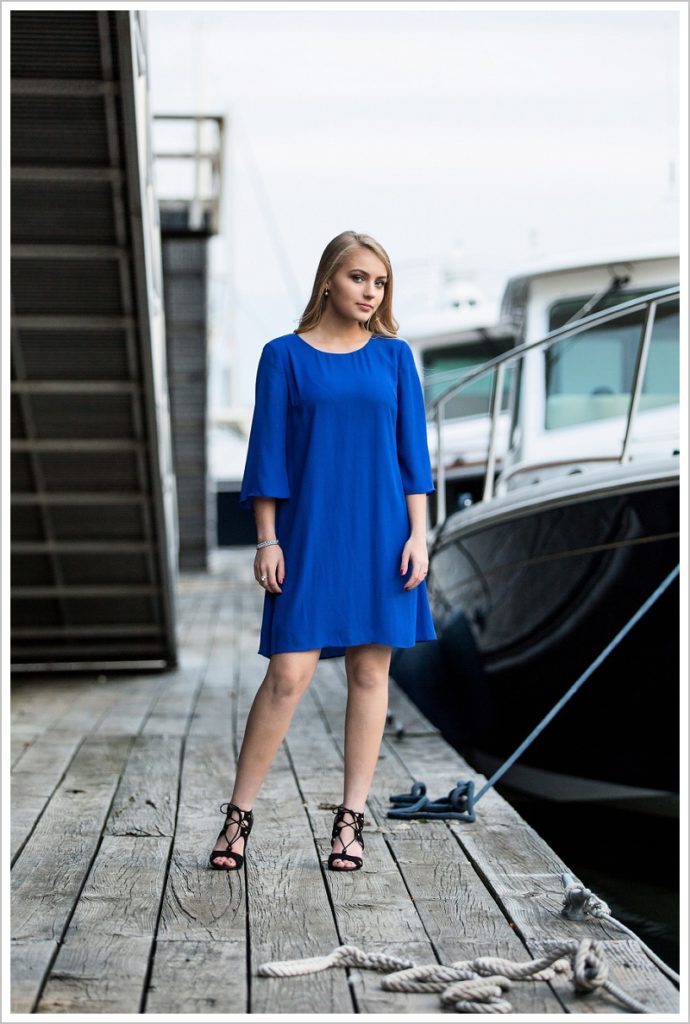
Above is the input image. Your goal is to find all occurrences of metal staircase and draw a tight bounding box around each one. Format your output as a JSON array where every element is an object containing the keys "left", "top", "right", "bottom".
[{"left": 10, "top": 10, "right": 179, "bottom": 671}]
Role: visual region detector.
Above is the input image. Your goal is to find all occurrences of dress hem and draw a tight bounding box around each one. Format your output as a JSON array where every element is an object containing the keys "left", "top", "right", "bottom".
[{"left": 258, "top": 636, "right": 437, "bottom": 660}]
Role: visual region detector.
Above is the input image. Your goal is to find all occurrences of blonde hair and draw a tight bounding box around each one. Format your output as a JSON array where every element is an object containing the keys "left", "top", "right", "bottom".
[{"left": 294, "top": 230, "right": 399, "bottom": 337}]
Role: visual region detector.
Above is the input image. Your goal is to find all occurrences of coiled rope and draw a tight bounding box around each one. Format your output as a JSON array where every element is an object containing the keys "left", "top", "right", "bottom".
[
  {"left": 257, "top": 936, "right": 650, "bottom": 1013},
  {"left": 257, "top": 944, "right": 414, "bottom": 976}
]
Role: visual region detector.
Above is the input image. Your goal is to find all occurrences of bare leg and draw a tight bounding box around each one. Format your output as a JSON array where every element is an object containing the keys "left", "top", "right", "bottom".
[
  {"left": 330, "top": 644, "right": 392, "bottom": 869},
  {"left": 211, "top": 648, "right": 321, "bottom": 867}
]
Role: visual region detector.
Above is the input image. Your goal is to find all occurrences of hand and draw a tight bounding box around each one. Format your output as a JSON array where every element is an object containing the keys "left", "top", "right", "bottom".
[
  {"left": 400, "top": 535, "right": 429, "bottom": 591},
  {"left": 254, "top": 545, "right": 285, "bottom": 594}
]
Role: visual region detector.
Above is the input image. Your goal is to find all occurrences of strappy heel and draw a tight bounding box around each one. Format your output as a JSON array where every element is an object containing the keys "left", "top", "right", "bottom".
[
  {"left": 209, "top": 801, "right": 254, "bottom": 871},
  {"left": 327, "top": 804, "right": 365, "bottom": 871}
]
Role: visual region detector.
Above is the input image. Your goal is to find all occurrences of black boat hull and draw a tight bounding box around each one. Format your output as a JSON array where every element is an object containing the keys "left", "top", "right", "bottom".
[{"left": 390, "top": 469, "right": 680, "bottom": 813}]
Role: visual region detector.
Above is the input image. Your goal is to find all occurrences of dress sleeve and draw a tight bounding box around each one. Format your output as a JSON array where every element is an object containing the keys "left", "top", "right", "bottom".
[
  {"left": 396, "top": 341, "right": 435, "bottom": 495},
  {"left": 239, "top": 343, "right": 291, "bottom": 512}
]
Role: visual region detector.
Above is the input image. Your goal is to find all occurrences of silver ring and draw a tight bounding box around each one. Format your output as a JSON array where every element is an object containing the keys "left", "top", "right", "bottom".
[{"left": 260, "top": 575, "right": 267, "bottom": 582}]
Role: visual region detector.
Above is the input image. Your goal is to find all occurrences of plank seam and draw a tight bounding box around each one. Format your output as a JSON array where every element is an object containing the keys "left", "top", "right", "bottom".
[
  {"left": 10, "top": 731, "right": 90, "bottom": 870},
  {"left": 444, "top": 815, "right": 571, "bottom": 1013},
  {"left": 305, "top": 676, "right": 448, "bottom": 994},
  {"left": 140, "top": 584, "right": 224, "bottom": 1013},
  {"left": 138, "top": 735, "right": 186, "bottom": 1013},
  {"left": 29, "top": 733, "right": 138, "bottom": 1013},
  {"left": 281, "top": 736, "right": 360, "bottom": 1014}
]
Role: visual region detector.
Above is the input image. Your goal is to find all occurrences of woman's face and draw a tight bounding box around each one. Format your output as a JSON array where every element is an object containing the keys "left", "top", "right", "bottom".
[{"left": 327, "top": 248, "right": 388, "bottom": 325}]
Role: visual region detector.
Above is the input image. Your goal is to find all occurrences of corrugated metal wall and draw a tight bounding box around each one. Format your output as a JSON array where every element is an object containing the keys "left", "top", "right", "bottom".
[{"left": 160, "top": 234, "right": 209, "bottom": 570}]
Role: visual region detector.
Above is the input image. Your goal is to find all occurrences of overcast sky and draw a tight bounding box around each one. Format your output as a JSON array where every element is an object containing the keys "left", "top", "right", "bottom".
[{"left": 146, "top": 4, "right": 680, "bottom": 404}]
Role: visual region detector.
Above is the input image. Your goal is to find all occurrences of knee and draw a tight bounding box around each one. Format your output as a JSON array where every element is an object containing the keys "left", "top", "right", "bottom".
[
  {"left": 264, "top": 667, "right": 311, "bottom": 702},
  {"left": 348, "top": 668, "right": 388, "bottom": 692}
]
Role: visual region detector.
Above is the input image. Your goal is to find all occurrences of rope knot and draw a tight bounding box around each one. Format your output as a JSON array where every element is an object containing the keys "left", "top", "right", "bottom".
[
  {"left": 572, "top": 938, "right": 609, "bottom": 993},
  {"left": 561, "top": 873, "right": 611, "bottom": 920}
]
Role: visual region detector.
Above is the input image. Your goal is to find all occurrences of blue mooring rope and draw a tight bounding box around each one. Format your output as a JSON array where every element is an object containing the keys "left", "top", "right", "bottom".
[
  {"left": 474, "top": 562, "right": 680, "bottom": 802},
  {"left": 388, "top": 563, "right": 680, "bottom": 821}
]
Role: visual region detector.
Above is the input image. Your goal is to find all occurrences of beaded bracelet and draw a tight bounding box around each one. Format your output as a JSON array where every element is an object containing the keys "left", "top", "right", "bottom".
[{"left": 256, "top": 538, "right": 280, "bottom": 550}]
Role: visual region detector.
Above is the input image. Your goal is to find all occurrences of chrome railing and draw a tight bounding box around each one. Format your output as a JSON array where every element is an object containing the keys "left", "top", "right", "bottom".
[{"left": 427, "top": 285, "right": 680, "bottom": 528}]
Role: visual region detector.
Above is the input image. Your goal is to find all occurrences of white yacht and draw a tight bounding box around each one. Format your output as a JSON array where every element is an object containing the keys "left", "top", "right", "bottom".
[{"left": 392, "top": 246, "right": 680, "bottom": 815}]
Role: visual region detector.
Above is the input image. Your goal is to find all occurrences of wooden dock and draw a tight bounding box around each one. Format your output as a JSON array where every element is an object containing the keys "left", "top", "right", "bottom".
[{"left": 10, "top": 548, "right": 679, "bottom": 1015}]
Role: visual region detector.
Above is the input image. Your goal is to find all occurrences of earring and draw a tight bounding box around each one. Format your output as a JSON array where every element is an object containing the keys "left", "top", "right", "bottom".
[{"left": 324, "top": 288, "right": 329, "bottom": 296}]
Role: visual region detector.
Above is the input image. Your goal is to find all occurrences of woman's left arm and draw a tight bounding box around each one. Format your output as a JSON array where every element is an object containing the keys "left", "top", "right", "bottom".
[
  {"left": 396, "top": 341, "right": 435, "bottom": 591},
  {"left": 400, "top": 494, "right": 429, "bottom": 590}
]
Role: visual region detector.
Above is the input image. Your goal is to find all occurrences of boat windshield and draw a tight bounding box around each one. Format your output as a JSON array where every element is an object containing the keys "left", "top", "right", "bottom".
[
  {"left": 422, "top": 336, "right": 514, "bottom": 419},
  {"left": 544, "top": 291, "right": 679, "bottom": 430}
]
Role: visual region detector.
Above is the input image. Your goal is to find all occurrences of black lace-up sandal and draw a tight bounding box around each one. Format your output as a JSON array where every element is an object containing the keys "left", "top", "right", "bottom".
[
  {"left": 209, "top": 801, "right": 254, "bottom": 871},
  {"left": 327, "top": 804, "right": 365, "bottom": 871}
]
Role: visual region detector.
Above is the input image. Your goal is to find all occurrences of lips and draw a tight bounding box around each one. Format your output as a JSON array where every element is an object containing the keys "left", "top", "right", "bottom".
[{"left": 357, "top": 304, "right": 373, "bottom": 310}]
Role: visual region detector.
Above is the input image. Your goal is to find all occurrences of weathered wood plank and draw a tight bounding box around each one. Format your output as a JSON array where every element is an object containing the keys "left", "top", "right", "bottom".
[
  {"left": 12, "top": 735, "right": 133, "bottom": 855},
  {"left": 10, "top": 940, "right": 58, "bottom": 1014},
  {"left": 91, "top": 674, "right": 166, "bottom": 735},
  {"left": 380, "top": 833, "right": 565, "bottom": 1013},
  {"left": 305, "top": 667, "right": 565, "bottom": 1013},
  {"left": 11, "top": 677, "right": 119, "bottom": 745},
  {"left": 10, "top": 677, "right": 84, "bottom": 730},
  {"left": 36, "top": 835, "right": 170, "bottom": 1013},
  {"left": 156, "top": 732, "right": 246, "bottom": 942},
  {"left": 141, "top": 666, "right": 204, "bottom": 737},
  {"left": 147, "top": 732, "right": 248, "bottom": 1012},
  {"left": 196, "top": 579, "right": 245, "bottom": 741},
  {"left": 448, "top": 816, "right": 679, "bottom": 1013},
  {"left": 146, "top": 939, "right": 245, "bottom": 1014},
  {"left": 364, "top": 756, "right": 565, "bottom": 1009},
  {"left": 11, "top": 733, "right": 37, "bottom": 769},
  {"left": 188, "top": 613, "right": 239, "bottom": 739},
  {"left": 106, "top": 733, "right": 182, "bottom": 838},
  {"left": 377, "top": 728, "right": 679, "bottom": 1014},
  {"left": 11, "top": 553, "right": 677, "bottom": 1016},
  {"left": 285, "top": 673, "right": 441, "bottom": 1015},
  {"left": 11, "top": 737, "right": 134, "bottom": 1011},
  {"left": 10, "top": 731, "right": 84, "bottom": 861},
  {"left": 229, "top": 597, "right": 355, "bottom": 1012},
  {"left": 247, "top": 750, "right": 355, "bottom": 1015}
]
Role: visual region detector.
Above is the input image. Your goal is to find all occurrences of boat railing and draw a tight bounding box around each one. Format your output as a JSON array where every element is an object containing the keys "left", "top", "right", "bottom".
[{"left": 426, "top": 285, "right": 680, "bottom": 528}]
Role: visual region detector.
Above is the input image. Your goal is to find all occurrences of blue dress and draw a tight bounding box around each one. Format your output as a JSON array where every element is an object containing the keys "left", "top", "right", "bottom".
[{"left": 239, "top": 331, "right": 437, "bottom": 659}]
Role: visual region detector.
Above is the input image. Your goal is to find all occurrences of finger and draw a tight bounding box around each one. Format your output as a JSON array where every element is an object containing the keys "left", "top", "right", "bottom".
[
  {"left": 401, "top": 542, "right": 411, "bottom": 575},
  {"left": 404, "top": 565, "right": 427, "bottom": 590},
  {"left": 267, "top": 563, "right": 282, "bottom": 594},
  {"left": 262, "top": 564, "right": 274, "bottom": 592}
]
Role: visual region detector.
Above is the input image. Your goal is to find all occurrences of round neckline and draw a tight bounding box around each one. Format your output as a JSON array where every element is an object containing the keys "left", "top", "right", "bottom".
[{"left": 292, "top": 331, "right": 377, "bottom": 355}]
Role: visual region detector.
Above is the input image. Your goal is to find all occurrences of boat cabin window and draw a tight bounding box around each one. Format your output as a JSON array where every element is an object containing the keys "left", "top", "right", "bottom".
[
  {"left": 544, "top": 291, "right": 679, "bottom": 430},
  {"left": 422, "top": 337, "right": 515, "bottom": 419}
]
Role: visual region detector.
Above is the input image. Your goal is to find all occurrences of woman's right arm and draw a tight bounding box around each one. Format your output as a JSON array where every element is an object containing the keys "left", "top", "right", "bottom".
[
  {"left": 238, "top": 343, "right": 291, "bottom": 594},
  {"left": 253, "top": 498, "right": 285, "bottom": 593},
  {"left": 254, "top": 496, "right": 278, "bottom": 544}
]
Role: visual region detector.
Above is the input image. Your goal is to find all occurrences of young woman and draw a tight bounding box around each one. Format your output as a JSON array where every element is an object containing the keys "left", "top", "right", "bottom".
[{"left": 209, "top": 230, "right": 436, "bottom": 872}]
